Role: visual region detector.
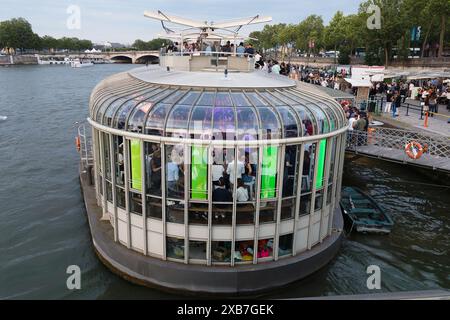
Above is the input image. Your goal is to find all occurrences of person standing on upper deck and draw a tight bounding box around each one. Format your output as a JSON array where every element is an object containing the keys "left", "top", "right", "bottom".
[
  {"left": 236, "top": 42, "right": 245, "bottom": 56},
  {"left": 244, "top": 43, "right": 255, "bottom": 56}
]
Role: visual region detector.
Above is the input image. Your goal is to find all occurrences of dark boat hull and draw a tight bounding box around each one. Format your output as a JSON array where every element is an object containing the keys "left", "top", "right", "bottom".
[{"left": 340, "top": 187, "right": 394, "bottom": 234}]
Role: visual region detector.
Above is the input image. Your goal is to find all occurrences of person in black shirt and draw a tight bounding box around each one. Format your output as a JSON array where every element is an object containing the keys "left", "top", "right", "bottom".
[
  {"left": 212, "top": 178, "right": 232, "bottom": 203},
  {"left": 244, "top": 44, "right": 255, "bottom": 56}
]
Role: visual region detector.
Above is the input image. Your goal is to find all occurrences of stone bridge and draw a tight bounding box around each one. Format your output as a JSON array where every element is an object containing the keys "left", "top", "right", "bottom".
[
  {"left": 101, "top": 51, "right": 160, "bottom": 64},
  {"left": 39, "top": 50, "right": 160, "bottom": 64}
]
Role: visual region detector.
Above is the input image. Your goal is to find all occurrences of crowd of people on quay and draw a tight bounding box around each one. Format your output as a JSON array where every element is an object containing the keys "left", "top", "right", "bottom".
[{"left": 161, "top": 41, "right": 450, "bottom": 124}]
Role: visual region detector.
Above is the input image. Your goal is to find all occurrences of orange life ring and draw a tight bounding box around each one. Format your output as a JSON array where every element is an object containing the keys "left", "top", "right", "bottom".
[
  {"left": 405, "top": 141, "right": 423, "bottom": 160},
  {"left": 75, "top": 136, "right": 81, "bottom": 152}
]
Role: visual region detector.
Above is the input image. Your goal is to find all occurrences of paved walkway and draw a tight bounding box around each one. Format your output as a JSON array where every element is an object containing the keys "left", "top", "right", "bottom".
[{"left": 375, "top": 99, "right": 450, "bottom": 137}]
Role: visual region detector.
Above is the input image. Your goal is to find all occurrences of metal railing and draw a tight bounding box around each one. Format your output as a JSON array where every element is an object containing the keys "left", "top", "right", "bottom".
[
  {"left": 347, "top": 126, "right": 450, "bottom": 160},
  {"left": 370, "top": 97, "right": 450, "bottom": 120},
  {"left": 160, "top": 50, "right": 256, "bottom": 72},
  {"left": 161, "top": 50, "right": 255, "bottom": 58},
  {"left": 77, "top": 123, "right": 94, "bottom": 169}
]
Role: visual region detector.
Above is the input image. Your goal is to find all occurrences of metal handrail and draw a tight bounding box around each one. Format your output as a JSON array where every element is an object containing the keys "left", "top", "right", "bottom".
[
  {"left": 77, "top": 123, "right": 94, "bottom": 169},
  {"left": 346, "top": 127, "right": 450, "bottom": 160},
  {"left": 161, "top": 51, "right": 255, "bottom": 58}
]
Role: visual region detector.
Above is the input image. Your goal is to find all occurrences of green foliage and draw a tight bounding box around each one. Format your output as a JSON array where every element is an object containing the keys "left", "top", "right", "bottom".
[
  {"left": 0, "top": 18, "right": 35, "bottom": 51},
  {"left": 0, "top": 17, "right": 92, "bottom": 52},
  {"left": 132, "top": 38, "right": 171, "bottom": 51},
  {"left": 338, "top": 46, "right": 351, "bottom": 64},
  {"left": 294, "top": 15, "right": 325, "bottom": 53},
  {"left": 1, "top": 1, "right": 449, "bottom": 60}
]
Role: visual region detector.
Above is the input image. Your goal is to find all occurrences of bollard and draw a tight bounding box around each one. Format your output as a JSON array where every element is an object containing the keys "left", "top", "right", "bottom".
[
  {"left": 424, "top": 112, "right": 429, "bottom": 128},
  {"left": 87, "top": 165, "right": 94, "bottom": 185},
  {"left": 406, "top": 104, "right": 409, "bottom": 116}
]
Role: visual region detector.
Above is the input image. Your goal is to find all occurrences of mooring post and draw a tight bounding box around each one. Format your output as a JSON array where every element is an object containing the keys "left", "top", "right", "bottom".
[{"left": 87, "top": 165, "right": 93, "bottom": 185}]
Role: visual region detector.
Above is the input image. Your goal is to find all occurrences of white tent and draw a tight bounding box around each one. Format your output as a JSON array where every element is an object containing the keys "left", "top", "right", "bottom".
[{"left": 345, "top": 78, "right": 372, "bottom": 87}]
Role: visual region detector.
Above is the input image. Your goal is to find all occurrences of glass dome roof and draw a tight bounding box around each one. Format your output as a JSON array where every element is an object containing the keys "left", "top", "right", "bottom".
[{"left": 90, "top": 70, "right": 346, "bottom": 140}]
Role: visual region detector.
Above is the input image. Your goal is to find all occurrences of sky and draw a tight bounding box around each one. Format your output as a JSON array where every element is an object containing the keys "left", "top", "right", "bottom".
[{"left": 0, "top": 0, "right": 363, "bottom": 45}]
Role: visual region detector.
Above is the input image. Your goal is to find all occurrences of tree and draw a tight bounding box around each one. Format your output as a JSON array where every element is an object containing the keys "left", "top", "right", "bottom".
[
  {"left": 248, "top": 31, "right": 262, "bottom": 51},
  {"left": 30, "top": 33, "right": 42, "bottom": 51},
  {"left": 132, "top": 39, "right": 149, "bottom": 51},
  {"left": 279, "top": 24, "right": 297, "bottom": 61},
  {"left": 41, "top": 35, "right": 57, "bottom": 51},
  {"left": 416, "top": 0, "right": 450, "bottom": 57},
  {"left": 338, "top": 46, "right": 351, "bottom": 64},
  {"left": 324, "top": 11, "right": 347, "bottom": 63},
  {"left": 359, "top": 0, "right": 409, "bottom": 65},
  {"left": 0, "top": 18, "right": 35, "bottom": 53},
  {"left": 147, "top": 38, "right": 168, "bottom": 50},
  {"left": 294, "top": 15, "right": 325, "bottom": 55}
]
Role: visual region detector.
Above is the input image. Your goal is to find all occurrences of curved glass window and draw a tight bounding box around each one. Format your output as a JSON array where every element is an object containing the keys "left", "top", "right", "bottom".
[
  {"left": 319, "top": 102, "right": 338, "bottom": 131},
  {"left": 102, "top": 88, "right": 149, "bottom": 126},
  {"left": 294, "top": 105, "right": 316, "bottom": 136},
  {"left": 236, "top": 107, "right": 259, "bottom": 140},
  {"left": 258, "top": 91, "right": 283, "bottom": 106},
  {"left": 282, "top": 145, "right": 299, "bottom": 199},
  {"left": 165, "top": 105, "right": 191, "bottom": 137},
  {"left": 244, "top": 92, "right": 268, "bottom": 106},
  {"left": 127, "top": 101, "right": 152, "bottom": 133},
  {"left": 93, "top": 86, "right": 346, "bottom": 145},
  {"left": 178, "top": 91, "right": 201, "bottom": 105},
  {"left": 145, "top": 103, "right": 171, "bottom": 136},
  {"left": 113, "top": 88, "right": 163, "bottom": 129},
  {"left": 212, "top": 107, "right": 235, "bottom": 140},
  {"left": 215, "top": 92, "right": 232, "bottom": 107},
  {"left": 197, "top": 92, "right": 215, "bottom": 106},
  {"left": 277, "top": 106, "right": 299, "bottom": 138},
  {"left": 212, "top": 147, "right": 234, "bottom": 225},
  {"left": 189, "top": 106, "right": 213, "bottom": 139},
  {"left": 166, "top": 144, "right": 185, "bottom": 200},
  {"left": 307, "top": 104, "right": 329, "bottom": 134},
  {"left": 96, "top": 95, "right": 127, "bottom": 123},
  {"left": 271, "top": 90, "right": 298, "bottom": 105},
  {"left": 257, "top": 107, "right": 281, "bottom": 139},
  {"left": 231, "top": 92, "right": 251, "bottom": 107},
  {"left": 162, "top": 89, "right": 187, "bottom": 104},
  {"left": 95, "top": 82, "right": 147, "bottom": 119}
]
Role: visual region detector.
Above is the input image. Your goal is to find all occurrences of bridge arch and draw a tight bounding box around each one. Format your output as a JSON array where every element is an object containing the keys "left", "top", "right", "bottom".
[
  {"left": 135, "top": 54, "right": 159, "bottom": 64},
  {"left": 109, "top": 55, "right": 133, "bottom": 64}
]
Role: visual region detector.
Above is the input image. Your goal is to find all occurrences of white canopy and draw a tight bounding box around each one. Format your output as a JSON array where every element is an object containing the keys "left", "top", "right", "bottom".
[{"left": 345, "top": 78, "right": 372, "bottom": 87}]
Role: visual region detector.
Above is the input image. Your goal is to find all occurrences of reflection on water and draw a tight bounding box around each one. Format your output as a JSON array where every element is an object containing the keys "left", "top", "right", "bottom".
[{"left": 0, "top": 65, "right": 448, "bottom": 299}]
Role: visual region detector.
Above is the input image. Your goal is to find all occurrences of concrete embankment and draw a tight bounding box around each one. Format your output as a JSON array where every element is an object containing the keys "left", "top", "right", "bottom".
[{"left": 0, "top": 55, "right": 38, "bottom": 65}]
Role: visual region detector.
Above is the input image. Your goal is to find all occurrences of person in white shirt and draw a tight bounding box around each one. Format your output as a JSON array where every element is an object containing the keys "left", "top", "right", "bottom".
[
  {"left": 348, "top": 114, "right": 357, "bottom": 131},
  {"left": 226, "top": 154, "right": 245, "bottom": 190},
  {"left": 409, "top": 82, "right": 414, "bottom": 97},
  {"left": 236, "top": 178, "right": 249, "bottom": 202},
  {"left": 254, "top": 53, "right": 262, "bottom": 63}
]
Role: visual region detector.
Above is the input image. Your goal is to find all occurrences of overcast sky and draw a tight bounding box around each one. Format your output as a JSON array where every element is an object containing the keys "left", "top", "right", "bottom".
[{"left": 0, "top": 0, "right": 362, "bottom": 44}]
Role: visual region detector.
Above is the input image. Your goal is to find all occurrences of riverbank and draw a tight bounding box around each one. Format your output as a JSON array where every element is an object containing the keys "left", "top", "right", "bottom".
[{"left": 0, "top": 54, "right": 38, "bottom": 65}]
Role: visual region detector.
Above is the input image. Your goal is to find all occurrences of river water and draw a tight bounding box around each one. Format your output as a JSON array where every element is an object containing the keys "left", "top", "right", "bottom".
[{"left": 0, "top": 64, "right": 448, "bottom": 299}]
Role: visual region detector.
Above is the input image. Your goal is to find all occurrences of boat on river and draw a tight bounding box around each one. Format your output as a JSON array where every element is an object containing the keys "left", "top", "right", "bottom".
[
  {"left": 70, "top": 59, "right": 94, "bottom": 68},
  {"left": 340, "top": 187, "right": 394, "bottom": 234}
]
